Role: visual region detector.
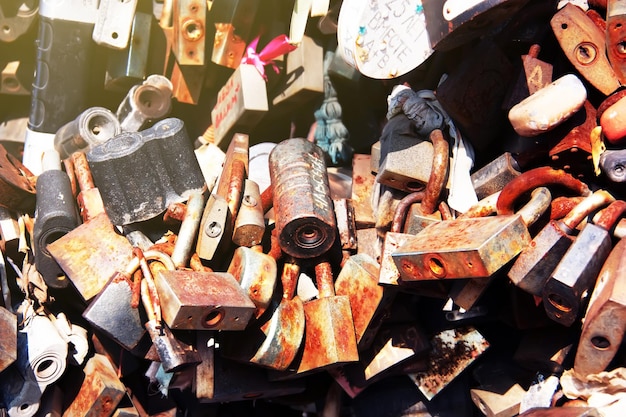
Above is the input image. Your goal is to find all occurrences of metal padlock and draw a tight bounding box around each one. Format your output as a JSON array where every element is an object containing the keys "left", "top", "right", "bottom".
[
  {"left": 269, "top": 138, "right": 337, "bottom": 259},
  {"left": 71, "top": 151, "right": 106, "bottom": 222},
  {"left": 196, "top": 133, "right": 248, "bottom": 264},
  {"left": 53, "top": 107, "right": 121, "bottom": 160},
  {"left": 551, "top": 2, "right": 621, "bottom": 96},
  {"left": 606, "top": 0, "right": 626, "bottom": 84},
  {"left": 232, "top": 179, "right": 266, "bottom": 248},
  {"left": 402, "top": 129, "right": 449, "bottom": 235},
  {"left": 105, "top": 11, "right": 153, "bottom": 92},
  {"left": 335, "top": 253, "right": 394, "bottom": 351},
  {"left": 294, "top": 258, "right": 359, "bottom": 375},
  {"left": 508, "top": 189, "right": 615, "bottom": 296},
  {"left": 226, "top": 246, "right": 277, "bottom": 319},
  {"left": 33, "top": 150, "right": 80, "bottom": 288},
  {"left": 61, "top": 353, "right": 126, "bottom": 417},
  {"left": 470, "top": 152, "right": 522, "bottom": 201},
  {"left": 333, "top": 198, "right": 358, "bottom": 253},
  {"left": 574, "top": 237, "right": 626, "bottom": 377},
  {"left": 0, "top": 143, "right": 36, "bottom": 213},
  {"left": 210, "top": 0, "right": 259, "bottom": 68},
  {"left": 116, "top": 75, "right": 174, "bottom": 132},
  {"left": 0, "top": 365, "right": 40, "bottom": 417},
  {"left": 503, "top": 44, "right": 554, "bottom": 111},
  {"left": 172, "top": 0, "right": 207, "bottom": 66},
  {"left": 351, "top": 154, "right": 376, "bottom": 228},
  {"left": 0, "top": 305, "right": 17, "bottom": 373},
  {"left": 221, "top": 258, "right": 305, "bottom": 371},
  {"left": 543, "top": 200, "right": 626, "bottom": 327},
  {"left": 87, "top": 117, "right": 205, "bottom": 225},
  {"left": 599, "top": 148, "right": 626, "bottom": 182},
  {"left": 47, "top": 212, "right": 134, "bottom": 301},
  {"left": 392, "top": 184, "right": 549, "bottom": 281}
]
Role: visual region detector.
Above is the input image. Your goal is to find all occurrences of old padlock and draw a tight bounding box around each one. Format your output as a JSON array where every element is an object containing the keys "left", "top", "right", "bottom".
[
  {"left": 333, "top": 198, "right": 358, "bottom": 253},
  {"left": 268, "top": 138, "right": 337, "bottom": 259},
  {"left": 172, "top": 0, "right": 206, "bottom": 66},
  {"left": 33, "top": 150, "right": 80, "bottom": 289},
  {"left": 574, "top": 237, "right": 626, "bottom": 377},
  {"left": 599, "top": 149, "right": 626, "bottom": 183},
  {"left": 61, "top": 353, "right": 126, "bottom": 417},
  {"left": 470, "top": 152, "right": 522, "bottom": 201},
  {"left": 606, "top": 0, "right": 626, "bottom": 84},
  {"left": 221, "top": 257, "right": 305, "bottom": 371},
  {"left": 53, "top": 107, "right": 121, "bottom": 160},
  {"left": 503, "top": 44, "right": 554, "bottom": 112},
  {"left": 551, "top": 2, "right": 621, "bottom": 96},
  {"left": 293, "top": 258, "right": 358, "bottom": 375},
  {"left": 116, "top": 75, "right": 173, "bottom": 132},
  {"left": 47, "top": 212, "right": 134, "bottom": 301},
  {"left": 232, "top": 179, "right": 266, "bottom": 248},
  {"left": 0, "top": 305, "right": 17, "bottom": 373},
  {"left": 210, "top": 0, "right": 259, "bottom": 68},
  {"left": 542, "top": 199, "right": 626, "bottom": 327},
  {"left": 71, "top": 151, "right": 106, "bottom": 222},
  {"left": 392, "top": 182, "right": 551, "bottom": 281},
  {"left": 401, "top": 129, "right": 449, "bottom": 235},
  {"left": 87, "top": 117, "right": 205, "bottom": 225},
  {"left": 196, "top": 133, "right": 248, "bottom": 264},
  {"left": 508, "top": 189, "right": 615, "bottom": 296},
  {"left": 335, "top": 253, "right": 394, "bottom": 352},
  {"left": 138, "top": 250, "right": 201, "bottom": 372},
  {"left": 226, "top": 245, "right": 277, "bottom": 319}
]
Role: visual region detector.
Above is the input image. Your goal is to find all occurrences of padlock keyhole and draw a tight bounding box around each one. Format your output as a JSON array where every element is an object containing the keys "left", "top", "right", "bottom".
[
  {"left": 203, "top": 308, "right": 225, "bottom": 328},
  {"left": 591, "top": 335, "right": 611, "bottom": 350},
  {"left": 546, "top": 293, "right": 572, "bottom": 313}
]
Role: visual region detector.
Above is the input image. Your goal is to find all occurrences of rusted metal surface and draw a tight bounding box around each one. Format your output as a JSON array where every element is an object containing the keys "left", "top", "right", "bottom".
[
  {"left": 269, "top": 138, "right": 337, "bottom": 259},
  {"left": 471, "top": 153, "right": 522, "bottom": 201},
  {"left": 542, "top": 200, "right": 624, "bottom": 327},
  {"left": 391, "top": 191, "right": 425, "bottom": 233},
  {"left": 296, "top": 259, "right": 358, "bottom": 374},
  {"left": 574, "top": 237, "right": 626, "bottom": 377},
  {"left": 62, "top": 353, "right": 126, "bottom": 417},
  {"left": 0, "top": 306, "right": 17, "bottom": 373},
  {"left": 378, "top": 232, "right": 413, "bottom": 287},
  {"left": 333, "top": 198, "right": 357, "bottom": 251},
  {"left": 523, "top": 44, "right": 554, "bottom": 95},
  {"left": 509, "top": 190, "right": 614, "bottom": 295},
  {"left": 497, "top": 167, "right": 592, "bottom": 215},
  {"left": 163, "top": 201, "right": 186, "bottom": 224},
  {"left": 607, "top": 0, "right": 626, "bottom": 83},
  {"left": 227, "top": 246, "right": 277, "bottom": 319},
  {"left": 0, "top": 143, "right": 36, "bottom": 213},
  {"left": 351, "top": 154, "right": 376, "bottom": 228},
  {"left": 409, "top": 326, "right": 489, "bottom": 400},
  {"left": 232, "top": 179, "right": 265, "bottom": 247},
  {"left": 551, "top": 3, "right": 620, "bottom": 96},
  {"left": 548, "top": 100, "right": 595, "bottom": 176},
  {"left": 171, "top": 191, "right": 205, "bottom": 269},
  {"left": 173, "top": 0, "right": 206, "bottom": 66},
  {"left": 335, "top": 254, "right": 386, "bottom": 350},
  {"left": 72, "top": 151, "right": 106, "bottom": 222}
]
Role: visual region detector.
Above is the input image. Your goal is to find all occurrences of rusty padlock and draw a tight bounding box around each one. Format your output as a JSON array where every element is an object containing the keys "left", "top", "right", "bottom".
[
  {"left": 543, "top": 200, "right": 626, "bottom": 327},
  {"left": 47, "top": 212, "right": 135, "bottom": 301},
  {"left": 574, "top": 237, "right": 626, "bottom": 377},
  {"left": 508, "top": 189, "right": 615, "bottom": 296},
  {"left": 503, "top": 44, "right": 554, "bottom": 112},
  {"left": 392, "top": 181, "right": 551, "bottom": 282},
  {"left": 71, "top": 151, "right": 106, "bottom": 222},
  {"left": 232, "top": 179, "right": 266, "bottom": 248},
  {"left": 291, "top": 258, "right": 358, "bottom": 375},
  {"left": 402, "top": 129, "right": 449, "bottom": 235},
  {"left": 551, "top": 2, "right": 621, "bottom": 96},
  {"left": 33, "top": 150, "right": 80, "bottom": 289},
  {"left": 221, "top": 255, "right": 305, "bottom": 371},
  {"left": 470, "top": 152, "right": 522, "bottom": 201},
  {"left": 335, "top": 253, "right": 395, "bottom": 352},
  {"left": 226, "top": 245, "right": 277, "bottom": 319},
  {"left": 196, "top": 133, "right": 248, "bottom": 264},
  {"left": 61, "top": 353, "right": 126, "bottom": 417},
  {"left": 606, "top": 0, "right": 626, "bottom": 84},
  {"left": 268, "top": 138, "right": 337, "bottom": 259}
]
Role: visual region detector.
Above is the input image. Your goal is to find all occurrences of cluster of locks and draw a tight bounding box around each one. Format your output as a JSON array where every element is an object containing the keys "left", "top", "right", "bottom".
[{"left": 1, "top": 0, "right": 626, "bottom": 416}]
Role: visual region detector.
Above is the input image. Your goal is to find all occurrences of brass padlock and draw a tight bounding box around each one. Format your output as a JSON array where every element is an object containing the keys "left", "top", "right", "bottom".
[
  {"left": 542, "top": 200, "right": 626, "bottom": 327},
  {"left": 574, "top": 237, "right": 626, "bottom": 376}
]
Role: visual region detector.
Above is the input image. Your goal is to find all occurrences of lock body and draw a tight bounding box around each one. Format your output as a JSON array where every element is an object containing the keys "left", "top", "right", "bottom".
[{"left": 0, "top": 306, "right": 17, "bottom": 373}]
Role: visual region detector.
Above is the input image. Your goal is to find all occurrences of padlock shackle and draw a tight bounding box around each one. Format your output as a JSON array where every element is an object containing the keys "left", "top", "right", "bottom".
[
  {"left": 71, "top": 151, "right": 96, "bottom": 192},
  {"left": 460, "top": 191, "right": 500, "bottom": 219},
  {"left": 391, "top": 191, "right": 426, "bottom": 233},
  {"left": 561, "top": 190, "right": 616, "bottom": 230},
  {"left": 421, "top": 129, "right": 449, "bottom": 216},
  {"left": 497, "top": 167, "right": 591, "bottom": 215},
  {"left": 596, "top": 200, "right": 626, "bottom": 230},
  {"left": 281, "top": 259, "right": 300, "bottom": 301},
  {"left": 315, "top": 259, "right": 335, "bottom": 299},
  {"left": 517, "top": 187, "right": 551, "bottom": 226}
]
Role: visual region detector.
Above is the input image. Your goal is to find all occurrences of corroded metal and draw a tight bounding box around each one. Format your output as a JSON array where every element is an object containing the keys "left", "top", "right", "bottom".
[
  {"left": 607, "top": 0, "right": 626, "bottom": 84},
  {"left": 232, "top": 179, "right": 266, "bottom": 247},
  {"left": 574, "top": 237, "right": 626, "bottom": 376},
  {"left": 0, "top": 306, "right": 17, "bottom": 373},
  {"left": 171, "top": 191, "right": 206, "bottom": 269},
  {"left": 269, "top": 138, "right": 336, "bottom": 259},
  {"left": 72, "top": 151, "right": 105, "bottom": 222},
  {"left": 543, "top": 200, "right": 626, "bottom": 327},
  {"left": 471, "top": 152, "right": 521, "bottom": 201}
]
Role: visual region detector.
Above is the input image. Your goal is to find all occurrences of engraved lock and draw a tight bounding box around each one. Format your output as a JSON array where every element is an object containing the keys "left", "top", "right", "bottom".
[
  {"left": 86, "top": 117, "right": 205, "bottom": 225},
  {"left": 574, "top": 237, "right": 626, "bottom": 376},
  {"left": 33, "top": 150, "right": 81, "bottom": 289},
  {"left": 543, "top": 200, "right": 626, "bottom": 327},
  {"left": 53, "top": 107, "right": 121, "bottom": 160},
  {"left": 509, "top": 190, "right": 615, "bottom": 296},
  {"left": 269, "top": 138, "right": 337, "bottom": 259}
]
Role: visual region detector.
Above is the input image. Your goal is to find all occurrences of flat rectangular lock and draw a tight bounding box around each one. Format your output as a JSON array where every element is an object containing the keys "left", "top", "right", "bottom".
[
  {"left": 173, "top": 0, "right": 206, "bottom": 66},
  {"left": 92, "top": 0, "right": 138, "bottom": 49},
  {"left": 393, "top": 215, "right": 531, "bottom": 280},
  {"left": 154, "top": 270, "right": 256, "bottom": 331}
]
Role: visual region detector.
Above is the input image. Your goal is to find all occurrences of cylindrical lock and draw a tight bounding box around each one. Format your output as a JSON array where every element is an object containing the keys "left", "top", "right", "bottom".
[
  {"left": 116, "top": 74, "right": 173, "bottom": 132},
  {"left": 33, "top": 150, "right": 80, "bottom": 288},
  {"left": 269, "top": 138, "right": 336, "bottom": 259},
  {"left": 599, "top": 149, "right": 626, "bottom": 183},
  {"left": 53, "top": 106, "right": 121, "bottom": 159}
]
